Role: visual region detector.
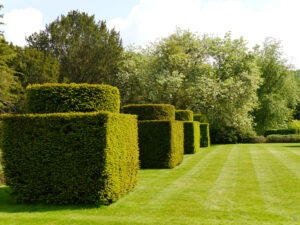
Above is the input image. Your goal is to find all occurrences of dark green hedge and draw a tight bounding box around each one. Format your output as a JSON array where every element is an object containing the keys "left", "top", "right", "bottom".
[
  {"left": 175, "top": 110, "right": 193, "bottom": 121},
  {"left": 266, "top": 134, "right": 300, "bottom": 143},
  {"left": 264, "top": 129, "right": 297, "bottom": 136},
  {"left": 25, "top": 83, "right": 120, "bottom": 114},
  {"left": 200, "top": 123, "right": 210, "bottom": 147},
  {"left": 0, "top": 112, "right": 139, "bottom": 205},
  {"left": 138, "top": 120, "right": 183, "bottom": 168},
  {"left": 183, "top": 121, "right": 200, "bottom": 154},
  {"left": 123, "top": 104, "right": 175, "bottom": 121},
  {"left": 193, "top": 114, "right": 208, "bottom": 123}
]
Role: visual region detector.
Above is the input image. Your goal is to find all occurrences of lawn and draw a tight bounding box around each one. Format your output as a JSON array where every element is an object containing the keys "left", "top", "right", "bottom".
[{"left": 0, "top": 143, "right": 300, "bottom": 225}]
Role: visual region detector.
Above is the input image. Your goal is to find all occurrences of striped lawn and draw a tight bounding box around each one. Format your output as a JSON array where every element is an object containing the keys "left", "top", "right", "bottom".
[{"left": 0, "top": 143, "right": 299, "bottom": 225}]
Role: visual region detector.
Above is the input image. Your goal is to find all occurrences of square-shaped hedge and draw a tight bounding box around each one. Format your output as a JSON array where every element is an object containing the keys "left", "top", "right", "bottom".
[
  {"left": 200, "top": 123, "right": 210, "bottom": 147},
  {"left": 0, "top": 112, "right": 139, "bottom": 205},
  {"left": 138, "top": 120, "right": 184, "bottom": 168},
  {"left": 183, "top": 121, "right": 200, "bottom": 154}
]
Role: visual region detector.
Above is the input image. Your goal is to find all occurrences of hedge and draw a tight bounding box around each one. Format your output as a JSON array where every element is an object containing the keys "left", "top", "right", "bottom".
[
  {"left": 138, "top": 120, "right": 184, "bottom": 168},
  {"left": 25, "top": 83, "right": 120, "bottom": 114},
  {"left": 200, "top": 123, "right": 210, "bottom": 147},
  {"left": 264, "top": 128, "right": 297, "bottom": 137},
  {"left": 175, "top": 110, "right": 193, "bottom": 121},
  {"left": 266, "top": 134, "right": 300, "bottom": 143},
  {"left": 0, "top": 112, "right": 139, "bottom": 205},
  {"left": 183, "top": 121, "right": 200, "bottom": 154},
  {"left": 123, "top": 104, "right": 175, "bottom": 121},
  {"left": 193, "top": 114, "right": 208, "bottom": 123}
]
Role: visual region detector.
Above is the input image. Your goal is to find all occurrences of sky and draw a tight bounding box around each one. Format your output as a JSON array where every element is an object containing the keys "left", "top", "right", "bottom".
[{"left": 1, "top": 0, "right": 300, "bottom": 69}]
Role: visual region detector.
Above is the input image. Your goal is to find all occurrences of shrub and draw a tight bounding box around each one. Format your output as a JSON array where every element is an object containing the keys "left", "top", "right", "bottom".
[
  {"left": 200, "top": 123, "right": 210, "bottom": 147},
  {"left": 266, "top": 134, "right": 300, "bottom": 143},
  {"left": 123, "top": 104, "right": 175, "bottom": 121},
  {"left": 175, "top": 110, "right": 193, "bottom": 121},
  {"left": 264, "top": 129, "right": 297, "bottom": 136},
  {"left": 138, "top": 120, "right": 184, "bottom": 168},
  {"left": 0, "top": 112, "right": 139, "bottom": 205},
  {"left": 289, "top": 120, "right": 300, "bottom": 133},
  {"left": 251, "top": 136, "right": 266, "bottom": 143},
  {"left": 193, "top": 114, "right": 208, "bottom": 123},
  {"left": 183, "top": 121, "right": 200, "bottom": 154},
  {"left": 25, "top": 83, "right": 120, "bottom": 113}
]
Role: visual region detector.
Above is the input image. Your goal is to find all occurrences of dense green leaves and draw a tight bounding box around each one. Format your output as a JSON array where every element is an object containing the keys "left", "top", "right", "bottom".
[
  {"left": 27, "top": 10, "right": 124, "bottom": 84},
  {"left": 175, "top": 110, "right": 193, "bottom": 121},
  {"left": 183, "top": 121, "right": 200, "bottom": 154},
  {"left": 1, "top": 112, "right": 139, "bottom": 205}
]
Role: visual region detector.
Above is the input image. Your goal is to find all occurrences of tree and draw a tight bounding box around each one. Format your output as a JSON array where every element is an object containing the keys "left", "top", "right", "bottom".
[
  {"left": 0, "top": 5, "right": 23, "bottom": 113},
  {"left": 27, "top": 10, "right": 124, "bottom": 84},
  {"left": 12, "top": 47, "right": 60, "bottom": 88},
  {"left": 254, "top": 38, "right": 299, "bottom": 134}
]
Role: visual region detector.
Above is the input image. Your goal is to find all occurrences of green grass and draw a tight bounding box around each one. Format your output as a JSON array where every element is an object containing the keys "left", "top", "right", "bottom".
[{"left": 0, "top": 143, "right": 300, "bottom": 224}]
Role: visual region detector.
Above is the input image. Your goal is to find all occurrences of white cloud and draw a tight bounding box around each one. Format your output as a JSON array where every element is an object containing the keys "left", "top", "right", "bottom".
[
  {"left": 108, "top": 0, "right": 300, "bottom": 68},
  {"left": 3, "top": 8, "right": 43, "bottom": 46}
]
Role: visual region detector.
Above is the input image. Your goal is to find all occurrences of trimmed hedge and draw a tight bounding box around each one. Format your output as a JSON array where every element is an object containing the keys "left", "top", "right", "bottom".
[
  {"left": 25, "top": 83, "right": 120, "bottom": 114},
  {"left": 175, "top": 110, "right": 193, "bottom": 121},
  {"left": 138, "top": 120, "right": 184, "bottom": 168},
  {"left": 193, "top": 114, "right": 208, "bottom": 123},
  {"left": 183, "top": 121, "right": 200, "bottom": 154},
  {"left": 266, "top": 134, "right": 300, "bottom": 143},
  {"left": 264, "top": 129, "right": 297, "bottom": 137},
  {"left": 0, "top": 112, "right": 139, "bottom": 205},
  {"left": 123, "top": 104, "right": 175, "bottom": 121},
  {"left": 200, "top": 123, "right": 210, "bottom": 147}
]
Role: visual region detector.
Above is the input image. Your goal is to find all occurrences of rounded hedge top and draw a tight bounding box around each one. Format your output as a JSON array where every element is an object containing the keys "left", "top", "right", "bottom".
[
  {"left": 175, "top": 110, "right": 193, "bottom": 121},
  {"left": 25, "top": 83, "right": 120, "bottom": 113},
  {"left": 123, "top": 104, "right": 175, "bottom": 121},
  {"left": 193, "top": 113, "right": 208, "bottom": 123}
]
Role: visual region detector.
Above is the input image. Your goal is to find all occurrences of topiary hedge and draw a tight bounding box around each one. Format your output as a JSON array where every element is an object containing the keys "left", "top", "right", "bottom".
[
  {"left": 123, "top": 104, "right": 175, "bottom": 121},
  {"left": 138, "top": 120, "right": 184, "bottom": 168},
  {"left": 0, "top": 112, "right": 139, "bottom": 205},
  {"left": 200, "top": 123, "right": 210, "bottom": 147},
  {"left": 25, "top": 83, "right": 120, "bottom": 114},
  {"left": 183, "top": 121, "right": 200, "bottom": 154},
  {"left": 264, "top": 128, "right": 297, "bottom": 137},
  {"left": 193, "top": 114, "right": 208, "bottom": 123},
  {"left": 175, "top": 110, "right": 193, "bottom": 121}
]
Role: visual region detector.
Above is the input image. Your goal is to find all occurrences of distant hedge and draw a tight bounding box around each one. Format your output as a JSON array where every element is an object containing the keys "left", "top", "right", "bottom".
[
  {"left": 25, "top": 83, "right": 120, "bottom": 114},
  {"left": 0, "top": 112, "right": 139, "bottom": 205},
  {"left": 183, "top": 121, "right": 200, "bottom": 154},
  {"left": 193, "top": 114, "right": 208, "bottom": 123},
  {"left": 175, "top": 110, "right": 193, "bottom": 121},
  {"left": 138, "top": 120, "right": 184, "bottom": 168},
  {"left": 123, "top": 104, "right": 175, "bottom": 121},
  {"left": 266, "top": 134, "right": 300, "bottom": 143},
  {"left": 200, "top": 123, "right": 210, "bottom": 147},
  {"left": 264, "top": 128, "right": 297, "bottom": 137}
]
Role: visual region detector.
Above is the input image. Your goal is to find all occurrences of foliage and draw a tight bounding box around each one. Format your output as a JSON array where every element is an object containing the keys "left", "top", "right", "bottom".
[
  {"left": 183, "top": 121, "right": 200, "bottom": 154},
  {"left": 253, "top": 38, "right": 299, "bottom": 134},
  {"left": 123, "top": 104, "right": 175, "bottom": 121},
  {"left": 289, "top": 120, "right": 300, "bottom": 132},
  {"left": 175, "top": 110, "right": 193, "bottom": 121},
  {"left": 266, "top": 134, "right": 300, "bottom": 143},
  {"left": 27, "top": 10, "right": 124, "bottom": 84},
  {"left": 193, "top": 114, "right": 208, "bottom": 123},
  {"left": 200, "top": 123, "right": 210, "bottom": 147},
  {"left": 0, "top": 112, "right": 139, "bottom": 205},
  {"left": 264, "top": 128, "right": 297, "bottom": 136},
  {"left": 25, "top": 83, "right": 120, "bottom": 113},
  {"left": 12, "top": 47, "right": 60, "bottom": 88},
  {"left": 138, "top": 120, "right": 183, "bottom": 168}
]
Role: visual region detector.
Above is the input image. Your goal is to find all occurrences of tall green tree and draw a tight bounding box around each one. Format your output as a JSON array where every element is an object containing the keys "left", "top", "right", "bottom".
[
  {"left": 0, "top": 5, "right": 23, "bottom": 113},
  {"left": 27, "top": 10, "right": 124, "bottom": 84},
  {"left": 254, "top": 38, "right": 299, "bottom": 134}
]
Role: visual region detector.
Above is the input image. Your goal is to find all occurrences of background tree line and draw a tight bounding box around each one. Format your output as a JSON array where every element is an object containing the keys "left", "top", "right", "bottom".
[{"left": 1, "top": 7, "right": 299, "bottom": 143}]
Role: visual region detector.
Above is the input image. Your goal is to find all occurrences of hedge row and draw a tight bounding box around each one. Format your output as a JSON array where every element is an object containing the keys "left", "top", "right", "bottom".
[
  {"left": 175, "top": 110, "right": 193, "bottom": 121},
  {"left": 183, "top": 122, "right": 200, "bottom": 154},
  {"left": 0, "top": 112, "right": 139, "bottom": 205},
  {"left": 25, "top": 83, "right": 120, "bottom": 114},
  {"left": 138, "top": 120, "right": 184, "bottom": 168},
  {"left": 200, "top": 123, "right": 210, "bottom": 147},
  {"left": 123, "top": 104, "right": 175, "bottom": 121},
  {"left": 264, "top": 128, "right": 297, "bottom": 136},
  {"left": 193, "top": 114, "right": 208, "bottom": 123}
]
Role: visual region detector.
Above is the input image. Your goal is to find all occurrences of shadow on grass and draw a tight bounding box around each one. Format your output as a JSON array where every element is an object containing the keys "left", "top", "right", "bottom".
[
  {"left": 282, "top": 145, "right": 300, "bottom": 148},
  {"left": 0, "top": 186, "right": 104, "bottom": 213}
]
